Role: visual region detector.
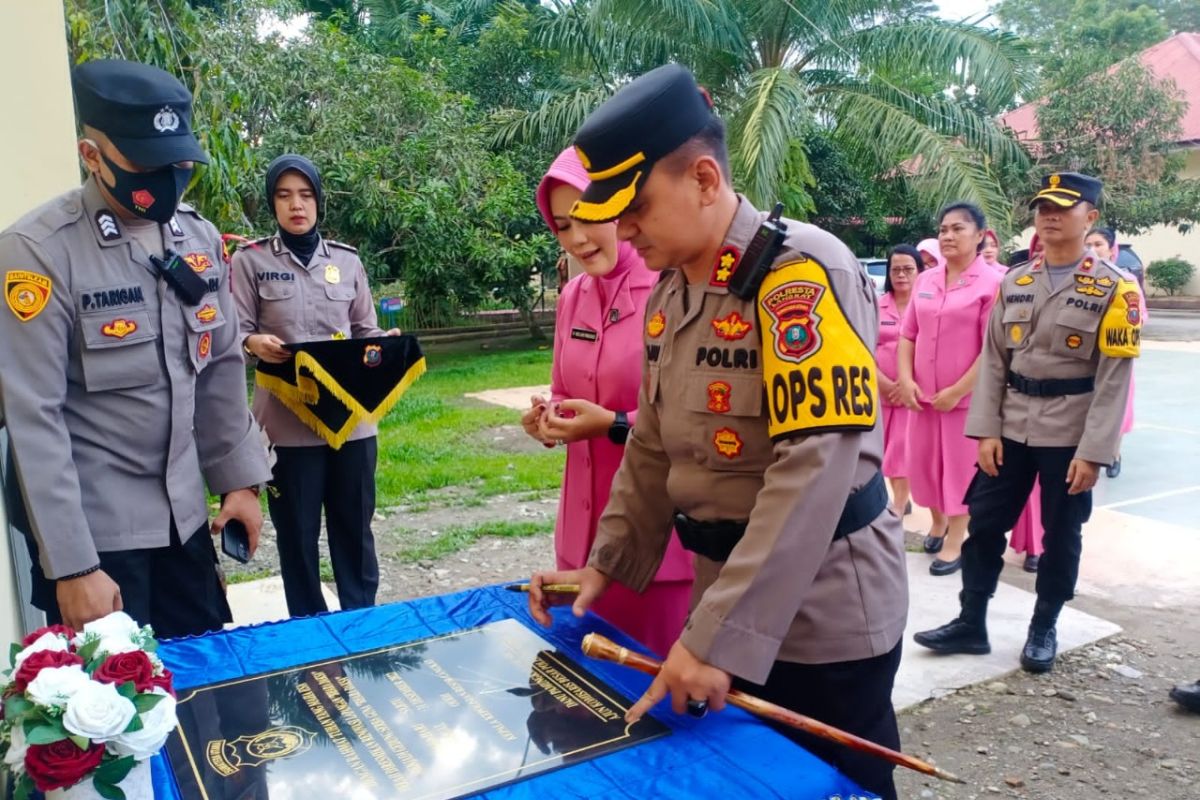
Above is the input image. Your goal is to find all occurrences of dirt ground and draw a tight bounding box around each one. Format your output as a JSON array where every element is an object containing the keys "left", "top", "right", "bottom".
[{"left": 223, "top": 425, "right": 1200, "bottom": 800}]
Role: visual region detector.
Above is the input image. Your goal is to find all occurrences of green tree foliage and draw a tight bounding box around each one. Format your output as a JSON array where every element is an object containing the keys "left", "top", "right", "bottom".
[
  {"left": 495, "top": 0, "right": 1033, "bottom": 234},
  {"left": 1146, "top": 257, "right": 1196, "bottom": 296},
  {"left": 64, "top": 0, "right": 554, "bottom": 328}
]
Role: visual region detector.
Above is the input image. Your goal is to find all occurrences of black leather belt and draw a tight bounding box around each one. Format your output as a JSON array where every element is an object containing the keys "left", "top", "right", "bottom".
[
  {"left": 1007, "top": 370, "right": 1095, "bottom": 397},
  {"left": 673, "top": 471, "right": 888, "bottom": 563}
]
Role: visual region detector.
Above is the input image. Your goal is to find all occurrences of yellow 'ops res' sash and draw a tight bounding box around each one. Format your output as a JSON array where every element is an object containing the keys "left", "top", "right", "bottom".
[
  {"left": 757, "top": 256, "right": 877, "bottom": 438},
  {"left": 255, "top": 335, "right": 426, "bottom": 448}
]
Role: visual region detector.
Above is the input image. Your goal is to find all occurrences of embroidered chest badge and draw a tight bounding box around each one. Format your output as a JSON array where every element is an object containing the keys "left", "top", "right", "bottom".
[
  {"left": 195, "top": 304, "right": 218, "bottom": 324},
  {"left": 713, "top": 427, "right": 743, "bottom": 458},
  {"left": 184, "top": 253, "right": 213, "bottom": 274},
  {"left": 711, "top": 311, "right": 752, "bottom": 341},
  {"left": 1014, "top": 274, "right": 1034, "bottom": 286},
  {"left": 646, "top": 310, "right": 666, "bottom": 338},
  {"left": 197, "top": 331, "right": 212, "bottom": 359},
  {"left": 101, "top": 318, "right": 138, "bottom": 339},
  {"left": 707, "top": 381, "right": 732, "bottom": 413}
]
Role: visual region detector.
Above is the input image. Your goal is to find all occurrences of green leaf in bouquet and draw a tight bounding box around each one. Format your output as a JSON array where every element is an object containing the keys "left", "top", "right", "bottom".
[
  {"left": 13, "top": 773, "right": 34, "bottom": 800},
  {"left": 132, "top": 693, "right": 165, "bottom": 713},
  {"left": 4, "top": 694, "right": 33, "bottom": 720},
  {"left": 24, "top": 721, "right": 68, "bottom": 745},
  {"left": 94, "top": 753, "right": 135, "bottom": 785},
  {"left": 115, "top": 681, "right": 137, "bottom": 699},
  {"left": 69, "top": 733, "right": 91, "bottom": 750},
  {"left": 77, "top": 638, "right": 101, "bottom": 664},
  {"left": 8, "top": 643, "right": 20, "bottom": 668},
  {"left": 94, "top": 780, "right": 127, "bottom": 800},
  {"left": 122, "top": 713, "right": 143, "bottom": 734}
]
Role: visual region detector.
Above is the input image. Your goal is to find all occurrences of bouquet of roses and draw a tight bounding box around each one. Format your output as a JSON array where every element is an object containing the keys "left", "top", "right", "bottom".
[{"left": 0, "top": 612, "right": 177, "bottom": 800}]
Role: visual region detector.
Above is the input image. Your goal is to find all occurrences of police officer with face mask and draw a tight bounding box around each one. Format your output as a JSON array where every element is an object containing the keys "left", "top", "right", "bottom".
[{"left": 0, "top": 59, "right": 271, "bottom": 636}]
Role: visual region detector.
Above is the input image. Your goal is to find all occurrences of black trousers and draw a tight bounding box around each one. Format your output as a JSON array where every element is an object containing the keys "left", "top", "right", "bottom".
[
  {"left": 732, "top": 643, "right": 903, "bottom": 800},
  {"left": 27, "top": 522, "right": 231, "bottom": 639},
  {"left": 962, "top": 437, "right": 1092, "bottom": 604},
  {"left": 268, "top": 436, "right": 379, "bottom": 617}
]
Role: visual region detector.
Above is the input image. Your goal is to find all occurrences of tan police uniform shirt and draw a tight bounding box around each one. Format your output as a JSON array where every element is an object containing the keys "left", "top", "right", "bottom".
[
  {"left": 587, "top": 198, "right": 909, "bottom": 685},
  {"left": 231, "top": 235, "right": 387, "bottom": 448},
  {"left": 965, "top": 254, "right": 1140, "bottom": 465},
  {"left": 0, "top": 178, "right": 271, "bottom": 579}
]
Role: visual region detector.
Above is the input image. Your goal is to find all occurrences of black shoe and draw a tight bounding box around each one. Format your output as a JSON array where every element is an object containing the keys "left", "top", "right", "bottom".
[
  {"left": 1106, "top": 458, "right": 1121, "bottom": 479},
  {"left": 913, "top": 619, "right": 991, "bottom": 655},
  {"left": 923, "top": 534, "right": 945, "bottom": 554},
  {"left": 930, "top": 556, "right": 961, "bottom": 576},
  {"left": 1169, "top": 681, "right": 1200, "bottom": 713},
  {"left": 1020, "top": 622, "right": 1058, "bottom": 673},
  {"left": 1023, "top": 554, "right": 1040, "bottom": 573}
]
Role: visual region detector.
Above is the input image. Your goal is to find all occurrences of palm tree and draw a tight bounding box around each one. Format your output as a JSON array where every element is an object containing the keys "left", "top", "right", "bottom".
[{"left": 495, "top": 0, "right": 1034, "bottom": 232}]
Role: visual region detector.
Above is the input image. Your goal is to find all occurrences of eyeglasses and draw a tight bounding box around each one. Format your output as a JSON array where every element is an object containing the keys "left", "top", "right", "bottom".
[{"left": 889, "top": 266, "right": 917, "bottom": 275}]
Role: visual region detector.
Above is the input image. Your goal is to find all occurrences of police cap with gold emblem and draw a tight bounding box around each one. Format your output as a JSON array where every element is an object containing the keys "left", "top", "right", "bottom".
[
  {"left": 72, "top": 59, "right": 208, "bottom": 168},
  {"left": 571, "top": 63, "right": 714, "bottom": 223},
  {"left": 1029, "top": 171, "right": 1102, "bottom": 209}
]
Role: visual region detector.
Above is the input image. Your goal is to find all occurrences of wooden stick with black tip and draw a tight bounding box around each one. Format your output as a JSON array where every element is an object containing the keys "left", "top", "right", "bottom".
[{"left": 581, "top": 633, "right": 965, "bottom": 785}]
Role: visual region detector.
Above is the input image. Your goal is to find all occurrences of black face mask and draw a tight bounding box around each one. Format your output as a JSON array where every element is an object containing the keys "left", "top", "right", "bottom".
[{"left": 99, "top": 152, "right": 193, "bottom": 224}]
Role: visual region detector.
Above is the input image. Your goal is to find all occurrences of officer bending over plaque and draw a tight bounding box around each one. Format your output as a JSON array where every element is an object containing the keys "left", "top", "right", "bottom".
[
  {"left": 527, "top": 64, "right": 909, "bottom": 800},
  {"left": 914, "top": 173, "right": 1140, "bottom": 673},
  {"left": 0, "top": 60, "right": 270, "bottom": 636}
]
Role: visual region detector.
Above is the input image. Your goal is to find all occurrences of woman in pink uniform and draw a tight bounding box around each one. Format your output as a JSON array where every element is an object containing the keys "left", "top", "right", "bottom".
[
  {"left": 898, "top": 203, "right": 1004, "bottom": 576},
  {"left": 917, "top": 238, "right": 944, "bottom": 270},
  {"left": 876, "top": 244, "right": 925, "bottom": 518},
  {"left": 519, "top": 148, "right": 693, "bottom": 655},
  {"left": 981, "top": 229, "right": 1004, "bottom": 272}
]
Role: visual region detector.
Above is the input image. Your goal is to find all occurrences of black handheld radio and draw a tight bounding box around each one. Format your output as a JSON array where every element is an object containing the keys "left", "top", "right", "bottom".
[
  {"left": 728, "top": 203, "right": 789, "bottom": 300},
  {"left": 150, "top": 249, "right": 209, "bottom": 306}
]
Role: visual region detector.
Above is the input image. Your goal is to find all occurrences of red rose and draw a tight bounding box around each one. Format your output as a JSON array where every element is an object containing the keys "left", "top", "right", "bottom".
[
  {"left": 12, "top": 649, "right": 85, "bottom": 692},
  {"left": 24, "top": 740, "right": 105, "bottom": 792},
  {"left": 93, "top": 651, "right": 155, "bottom": 693},
  {"left": 147, "top": 666, "right": 176, "bottom": 698},
  {"left": 21, "top": 625, "right": 76, "bottom": 648}
]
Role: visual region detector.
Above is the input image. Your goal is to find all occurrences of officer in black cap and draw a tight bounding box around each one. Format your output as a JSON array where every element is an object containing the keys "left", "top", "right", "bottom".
[
  {"left": 528, "top": 64, "right": 908, "bottom": 799},
  {"left": 914, "top": 172, "right": 1140, "bottom": 673},
  {"left": 0, "top": 59, "right": 270, "bottom": 636}
]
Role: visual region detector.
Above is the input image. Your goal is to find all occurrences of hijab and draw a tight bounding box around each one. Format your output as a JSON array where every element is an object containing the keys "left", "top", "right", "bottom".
[
  {"left": 266, "top": 154, "right": 323, "bottom": 266},
  {"left": 916, "top": 238, "right": 946, "bottom": 270}
]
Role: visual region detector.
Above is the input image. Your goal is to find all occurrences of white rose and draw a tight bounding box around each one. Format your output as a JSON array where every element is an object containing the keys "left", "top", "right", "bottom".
[
  {"left": 78, "top": 612, "right": 141, "bottom": 649},
  {"left": 26, "top": 665, "right": 92, "bottom": 709},
  {"left": 94, "top": 636, "right": 141, "bottom": 658},
  {"left": 3, "top": 725, "right": 28, "bottom": 775},
  {"left": 108, "top": 691, "right": 177, "bottom": 761},
  {"left": 62, "top": 681, "right": 136, "bottom": 742},
  {"left": 13, "top": 632, "right": 70, "bottom": 668}
]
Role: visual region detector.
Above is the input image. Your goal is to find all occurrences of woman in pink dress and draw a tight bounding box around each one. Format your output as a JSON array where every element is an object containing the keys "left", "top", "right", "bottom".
[
  {"left": 519, "top": 148, "right": 693, "bottom": 655},
  {"left": 898, "top": 204, "right": 1004, "bottom": 576},
  {"left": 981, "top": 229, "right": 1004, "bottom": 272},
  {"left": 876, "top": 244, "right": 926, "bottom": 519},
  {"left": 917, "top": 238, "right": 943, "bottom": 270}
]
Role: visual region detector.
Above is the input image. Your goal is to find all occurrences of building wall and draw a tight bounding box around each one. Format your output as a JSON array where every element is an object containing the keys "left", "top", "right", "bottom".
[
  {"left": 1123, "top": 149, "right": 1200, "bottom": 296},
  {"left": 0, "top": 2, "right": 79, "bottom": 644}
]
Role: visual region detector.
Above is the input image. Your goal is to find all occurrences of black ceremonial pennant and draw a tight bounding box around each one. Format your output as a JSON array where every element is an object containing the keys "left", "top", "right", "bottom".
[{"left": 255, "top": 335, "right": 426, "bottom": 449}]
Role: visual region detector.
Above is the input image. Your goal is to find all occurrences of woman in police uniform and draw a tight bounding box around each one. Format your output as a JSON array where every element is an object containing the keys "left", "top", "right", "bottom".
[{"left": 232, "top": 154, "right": 397, "bottom": 618}]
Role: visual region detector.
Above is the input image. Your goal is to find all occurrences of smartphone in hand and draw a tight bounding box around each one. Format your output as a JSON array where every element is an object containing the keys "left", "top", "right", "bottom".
[{"left": 221, "top": 519, "right": 252, "bottom": 563}]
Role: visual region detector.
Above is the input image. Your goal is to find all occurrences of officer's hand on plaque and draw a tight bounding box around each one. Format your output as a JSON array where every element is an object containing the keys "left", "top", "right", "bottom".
[
  {"left": 540, "top": 399, "right": 616, "bottom": 444},
  {"left": 626, "top": 640, "right": 732, "bottom": 724},
  {"left": 246, "top": 333, "right": 291, "bottom": 363},
  {"left": 56, "top": 570, "right": 123, "bottom": 630},
  {"left": 978, "top": 438, "right": 1004, "bottom": 477},
  {"left": 212, "top": 489, "right": 265, "bottom": 557},
  {"left": 897, "top": 377, "right": 923, "bottom": 411},
  {"left": 527, "top": 567, "right": 610, "bottom": 627},
  {"left": 1066, "top": 459, "right": 1100, "bottom": 495}
]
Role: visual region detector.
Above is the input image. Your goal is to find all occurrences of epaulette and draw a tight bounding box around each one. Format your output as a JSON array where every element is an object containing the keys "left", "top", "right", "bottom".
[
  {"left": 238, "top": 236, "right": 272, "bottom": 251},
  {"left": 174, "top": 201, "right": 203, "bottom": 218},
  {"left": 328, "top": 240, "right": 358, "bottom": 254}
]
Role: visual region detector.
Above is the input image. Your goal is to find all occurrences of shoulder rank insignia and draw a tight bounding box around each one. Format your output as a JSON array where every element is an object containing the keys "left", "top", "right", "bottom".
[
  {"left": 95, "top": 211, "right": 121, "bottom": 242},
  {"left": 758, "top": 256, "right": 876, "bottom": 439},
  {"left": 167, "top": 216, "right": 184, "bottom": 237},
  {"left": 711, "top": 311, "right": 752, "bottom": 341},
  {"left": 328, "top": 240, "right": 358, "bottom": 253},
  {"left": 5, "top": 271, "right": 53, "bottom": 322},
  {"left": 710, "top": 246, "right": 740, "bottom": 288},
  {"left": 1079, "top": 257, "right": 1094, "bottom": 273}
]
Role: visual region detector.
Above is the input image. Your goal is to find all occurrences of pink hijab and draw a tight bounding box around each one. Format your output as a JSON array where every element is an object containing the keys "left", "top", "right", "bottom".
[
  {"left": 916, "top": 238, "right": 946, "bottom": 269},
  {"left": 535, "top": 147, "right": 642, "bottom": 282}
]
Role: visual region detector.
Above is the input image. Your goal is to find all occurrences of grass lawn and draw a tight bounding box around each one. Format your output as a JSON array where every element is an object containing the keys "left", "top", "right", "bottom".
[{"left": 373, "top": 338, "right": 564, "bottom": 506}]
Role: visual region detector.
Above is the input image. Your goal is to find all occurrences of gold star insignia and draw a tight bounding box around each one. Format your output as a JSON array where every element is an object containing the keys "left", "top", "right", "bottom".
[{"left": 716, "top": 265, "right": 732, "bottom": 282}]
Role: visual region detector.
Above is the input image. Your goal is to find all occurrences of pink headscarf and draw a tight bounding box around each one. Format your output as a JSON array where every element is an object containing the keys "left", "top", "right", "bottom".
[
  {"left": 535, "top": 147, "right": 641, "bottom": 280},
  {"left": 916, "top": 238, "right": 946, "bottom": 269}
]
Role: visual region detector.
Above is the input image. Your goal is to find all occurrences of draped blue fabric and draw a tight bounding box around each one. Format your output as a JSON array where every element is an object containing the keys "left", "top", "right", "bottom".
[{"left": 152, "top": 585, "right": 873, "bottom": 799}]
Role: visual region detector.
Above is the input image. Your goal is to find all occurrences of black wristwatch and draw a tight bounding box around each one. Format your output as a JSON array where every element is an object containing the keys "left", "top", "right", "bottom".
[{"left": 607, "top": 410, "right": 631, "bottom": 445}]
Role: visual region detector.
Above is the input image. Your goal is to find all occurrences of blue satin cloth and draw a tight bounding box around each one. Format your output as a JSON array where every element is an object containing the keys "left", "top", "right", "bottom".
[{"left": 152, "top": 585, "right": 873, "bottom": 799}]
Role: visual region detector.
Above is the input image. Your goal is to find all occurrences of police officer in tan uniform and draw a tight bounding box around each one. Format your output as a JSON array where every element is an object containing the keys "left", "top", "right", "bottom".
[
  {"left": 0, "top": 60, "right": 270, "bottom": 636},
  {"left": 528, "top": 64, "right": 908, "bottom": 799},
  {"left": 914, "top": 173, "right": 1140, "bottom": 673},
  {"left": 232, "top": 154, "right": 398, "bottom": 617}
]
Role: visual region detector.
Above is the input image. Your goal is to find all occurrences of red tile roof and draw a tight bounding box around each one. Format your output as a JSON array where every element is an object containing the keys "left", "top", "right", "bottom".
[{"left": 1001, "top": 32, "right": 1200, "bottom": 147}]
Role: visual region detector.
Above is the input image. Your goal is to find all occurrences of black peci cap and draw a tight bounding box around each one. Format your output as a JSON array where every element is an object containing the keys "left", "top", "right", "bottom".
[
  {"left": 72, "top": 59, "right": 208, "bottom": 168},
  {"left": 1029, "top": 172, "right": 1102, "bottom": 209},
  {"left": 570, "top": 64, "right": 715, "bottom": 223}
]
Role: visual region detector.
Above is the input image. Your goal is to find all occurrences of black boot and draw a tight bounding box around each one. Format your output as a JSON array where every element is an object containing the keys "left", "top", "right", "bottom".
[
  {"left": 913, "top": 591, "right": 991, "bottom": 654},
  {"left": 1169, "top": 681, "right": 1200, "bottom": 713},
  {"left": 1021, "top": 599, "right": 1062, "bottom": 673}
]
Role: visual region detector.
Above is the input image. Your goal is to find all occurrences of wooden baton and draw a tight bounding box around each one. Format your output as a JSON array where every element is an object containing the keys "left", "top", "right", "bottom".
[{"left": 581, "top": 633, "right": 964, "bottom": 785}]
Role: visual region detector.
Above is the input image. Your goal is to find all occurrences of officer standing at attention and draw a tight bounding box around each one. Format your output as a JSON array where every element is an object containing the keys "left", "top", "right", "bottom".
[
  {"left": 0, "top": 60, "right": 271, "bottom": 636},
  {"left": 914, "top": 173, "right": 1140, "bottom": 673},
  {"left": 528, "top": 64, "right": 909, "bottom": 800}
]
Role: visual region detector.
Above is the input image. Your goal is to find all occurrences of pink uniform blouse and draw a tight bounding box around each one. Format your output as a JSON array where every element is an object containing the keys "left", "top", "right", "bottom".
[
  {"left": 900, "top": 256, "right": 1002, "bottom": 411},
  {"left": 876, "top": 292, "right": 903, "bottom": 405}
]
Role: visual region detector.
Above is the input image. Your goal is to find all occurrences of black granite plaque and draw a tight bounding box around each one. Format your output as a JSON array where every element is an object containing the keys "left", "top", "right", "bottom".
[{"left": 165, "top": 619, "right": 668, "bottom": 799}]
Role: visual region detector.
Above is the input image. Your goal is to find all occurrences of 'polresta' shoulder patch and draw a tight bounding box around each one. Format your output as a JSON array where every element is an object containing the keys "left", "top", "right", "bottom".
[
  {"left": 758, "top": 256, "right": 877, "bottom": 438},
  {"left": 1098, "top": 278, "right": 1142, "bottom": 358}
]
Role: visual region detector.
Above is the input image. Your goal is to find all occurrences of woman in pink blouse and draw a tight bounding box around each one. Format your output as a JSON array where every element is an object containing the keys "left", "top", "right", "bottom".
[
  {"left": 898, "top": 204, "right": 1004, "bottom": 576},
  {"left": 519, "top": 148, "right": 693, "bottom": 655},
  {"left": 876, "top": 244, "right": 926, "bottom": 518}
]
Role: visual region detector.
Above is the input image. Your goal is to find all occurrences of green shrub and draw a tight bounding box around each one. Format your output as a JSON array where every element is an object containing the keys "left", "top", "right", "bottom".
[{"left": 1146, "top": 257, "right": 1196, "bottom": 296}]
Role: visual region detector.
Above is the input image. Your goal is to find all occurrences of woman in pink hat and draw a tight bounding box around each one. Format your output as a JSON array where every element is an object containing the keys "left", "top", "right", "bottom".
[{"left": 519, "top": 147, "right": 693, "bottom": 655}]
